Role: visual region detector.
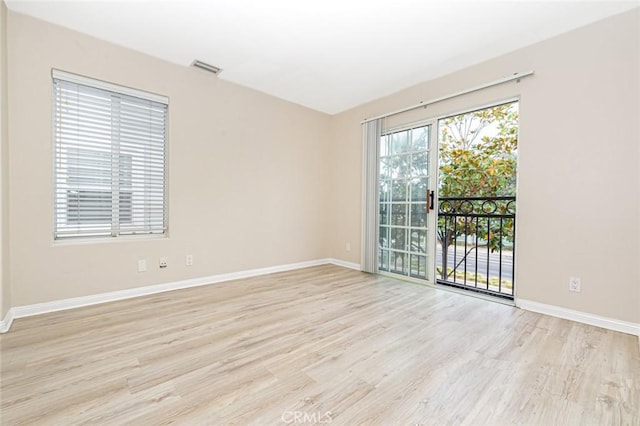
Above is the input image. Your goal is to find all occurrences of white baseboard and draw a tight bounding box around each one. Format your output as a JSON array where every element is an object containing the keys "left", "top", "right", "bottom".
[
  {"left": 327, "top": 258, "right": 361, "bottom": 271},
  {"left": 0, "top": 258, "right": 360, "bottom": 333},
  {"left": 0, "top": 308, "right": 14, "bottom": 333},
  {"left": 516, "top": 298, "right": 640, "bottom": 337}
]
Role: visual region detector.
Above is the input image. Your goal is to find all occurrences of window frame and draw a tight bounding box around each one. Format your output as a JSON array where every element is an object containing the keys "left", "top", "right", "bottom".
[{"left": 52, "top": 69, "right": 169, "bottom": 241}]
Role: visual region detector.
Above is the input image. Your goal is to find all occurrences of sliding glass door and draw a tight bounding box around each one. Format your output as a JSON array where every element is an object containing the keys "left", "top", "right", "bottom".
[
  {"left": 435, "top": 101, "right": 518, "bottom": 299},
  {"left": 378, "top": 124, "right": 436, "bottom": 282}
]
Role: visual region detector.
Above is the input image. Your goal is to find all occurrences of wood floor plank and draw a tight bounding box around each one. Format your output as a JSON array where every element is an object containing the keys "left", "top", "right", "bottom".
[{"left": 1, "top": 265, "right": 638, "bottom": 425}]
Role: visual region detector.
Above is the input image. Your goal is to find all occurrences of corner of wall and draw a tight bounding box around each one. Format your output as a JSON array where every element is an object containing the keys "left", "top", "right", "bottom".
[{"left": 1, "top": 0, "right": 12, "bottom": 322}]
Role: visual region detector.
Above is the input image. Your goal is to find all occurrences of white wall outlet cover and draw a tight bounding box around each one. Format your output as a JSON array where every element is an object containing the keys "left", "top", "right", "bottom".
[
  {"left": 569, "top": 276, "right": 581, "bottom": 292},
  {"left": 159, "top": 257, "right": 168, "bottom": 268},
  {"left": 138, "top": 259, "right": 147, "bottom": 272}
]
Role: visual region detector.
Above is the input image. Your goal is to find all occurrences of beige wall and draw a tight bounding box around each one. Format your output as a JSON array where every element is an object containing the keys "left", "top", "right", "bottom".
[
  {"left": 329, "top": 8, "right": 640, "bottom": 324},
  {"left": 7, "top": 12, "right": 332, "bottom": 306},
  {"left": 0, "top": 0, "right": 9, "bottom": 320}
]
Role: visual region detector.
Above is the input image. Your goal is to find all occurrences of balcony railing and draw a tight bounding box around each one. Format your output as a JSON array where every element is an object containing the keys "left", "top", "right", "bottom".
[{"left": 436, "top": 196, "right": 516, "bottom": 299}]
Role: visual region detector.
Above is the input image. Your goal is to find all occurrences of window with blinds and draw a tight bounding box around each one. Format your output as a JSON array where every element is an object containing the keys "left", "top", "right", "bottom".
[{"left": 53, "top": 70, "right": 168, "bottom": 240}]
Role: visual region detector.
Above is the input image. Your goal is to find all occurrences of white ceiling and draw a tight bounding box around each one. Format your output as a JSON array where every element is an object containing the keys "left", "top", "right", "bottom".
[{"left": 6, "top": 0, "right": 640, "bottom": 114}]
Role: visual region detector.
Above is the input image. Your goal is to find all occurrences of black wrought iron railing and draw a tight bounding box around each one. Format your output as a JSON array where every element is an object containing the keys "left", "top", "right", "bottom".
[{"left": 436, "top": 196, "right": 516, "bottom": 299}]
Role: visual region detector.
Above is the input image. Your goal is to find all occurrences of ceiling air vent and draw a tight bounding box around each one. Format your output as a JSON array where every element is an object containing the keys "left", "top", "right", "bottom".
[{"left": 191, "top": 60, "right": 222, "bottom": 75}]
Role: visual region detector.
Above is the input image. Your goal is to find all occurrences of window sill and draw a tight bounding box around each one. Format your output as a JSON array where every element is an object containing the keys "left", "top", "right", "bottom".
[{"left": 52, "top": 233, "right": 168, "bottom": 247}]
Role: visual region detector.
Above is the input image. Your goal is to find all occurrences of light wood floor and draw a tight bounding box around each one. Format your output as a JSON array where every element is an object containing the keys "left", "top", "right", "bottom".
[{"left": 1, "top": 265, "right": 638, "bottom": 425}]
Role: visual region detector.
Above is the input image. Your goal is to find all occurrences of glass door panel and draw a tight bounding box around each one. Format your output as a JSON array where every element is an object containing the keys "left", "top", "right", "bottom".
[{"left": 379, "top": 124, "right": 434, "bottom": 282}]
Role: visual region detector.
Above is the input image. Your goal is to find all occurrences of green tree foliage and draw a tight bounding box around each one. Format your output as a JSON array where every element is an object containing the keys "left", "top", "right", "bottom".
[
  {"left": 437, "top": 103, "right": 518, "bottom": 280},
  {"left": 439, "top": 104, "right": 517, "bottom": 197}
]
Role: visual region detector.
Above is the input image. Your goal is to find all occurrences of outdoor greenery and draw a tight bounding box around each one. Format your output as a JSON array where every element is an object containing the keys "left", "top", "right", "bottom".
[
  {"left": 378, "top": 102, "right": 518, "bottom": 287},
  {"left": 437, "top": 102, "right": 518, "bottom": 281},
  {"left": 438, "top": 104, "right": 518, "bottom": 198}
]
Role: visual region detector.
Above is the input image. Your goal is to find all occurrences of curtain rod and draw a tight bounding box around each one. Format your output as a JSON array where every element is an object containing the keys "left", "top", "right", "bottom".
[{"left": 361, "top": 70, "right": 534, "bottom": 124}]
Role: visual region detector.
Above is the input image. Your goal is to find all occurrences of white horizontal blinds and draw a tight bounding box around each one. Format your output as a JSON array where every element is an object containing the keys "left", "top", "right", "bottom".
[{"left": 53, "top": 73, "right": 167, "bottom": 239}]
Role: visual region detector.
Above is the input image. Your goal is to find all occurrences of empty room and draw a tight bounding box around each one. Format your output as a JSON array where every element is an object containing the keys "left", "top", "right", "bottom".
[{"left": 0, "top": 0, "right": 639, "bottom": 424}]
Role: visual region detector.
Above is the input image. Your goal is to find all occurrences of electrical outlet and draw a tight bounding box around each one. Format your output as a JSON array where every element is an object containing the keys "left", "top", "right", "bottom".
[
  {"left": 186, "top": 254, "right": 193, "bottom": 266},
  {"left": 159, "top": 257, "right": 168, "bottom": 269},
  {"left": 345, "top": 242, "right": 351, "bottom": 252},
  {"left": 569, "top": 276, "right": 581, "bottom": 292},
  {"left": 138, "top": 259, "right": 147, "bottom": 272}
]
